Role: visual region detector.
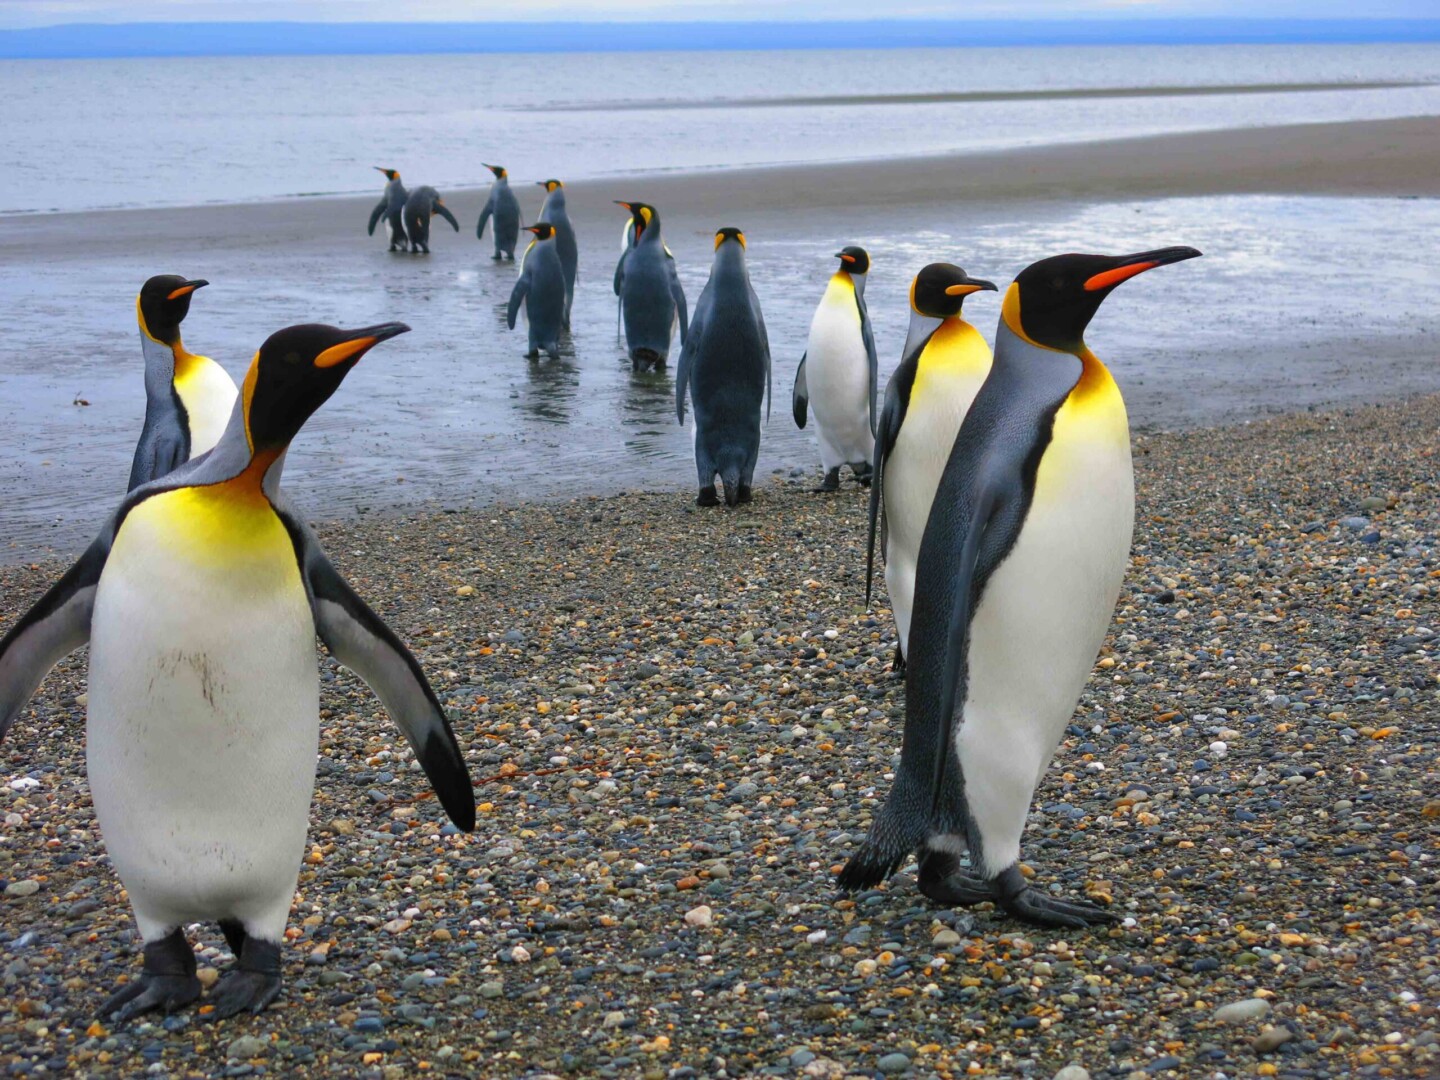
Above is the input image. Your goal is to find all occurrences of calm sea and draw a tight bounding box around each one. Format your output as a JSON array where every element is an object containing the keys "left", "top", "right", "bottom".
[{"left": 2, "top": 43, "right": 1439, "bottom": 213}]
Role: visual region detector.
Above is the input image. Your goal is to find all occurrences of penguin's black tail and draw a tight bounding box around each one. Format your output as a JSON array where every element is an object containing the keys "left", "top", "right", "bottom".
[
  {"left": 720, "top": 466, "right": 742, "bottom": 507},
  {"left": 836, "top": 780, "right": 932, "bottom": 891}
]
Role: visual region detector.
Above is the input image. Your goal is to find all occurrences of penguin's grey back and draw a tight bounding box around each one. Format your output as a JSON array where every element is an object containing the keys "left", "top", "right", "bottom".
[
  {"left": 621, "top": 232, "right": 679, "bottom": 358},
  {"left": 688, "top": 245, "right": 767, "bottom": 429}
]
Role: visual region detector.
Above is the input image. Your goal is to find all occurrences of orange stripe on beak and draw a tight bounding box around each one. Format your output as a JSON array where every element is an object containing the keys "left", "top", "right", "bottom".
[
  {"left": 945, "top": 283, "right": 985, "bottom": 296},
  {"left": 1084, "top": 261, "right": 1158, "bottom": 292},
  {"left": 166, "top": 284, "right": 200, "bottom": 301},
  {"left": 839, "top": 254, "right": 855, "bottom": 263},
  {"left": 314, "top": 337, "right": 376, "bottom": 369}
]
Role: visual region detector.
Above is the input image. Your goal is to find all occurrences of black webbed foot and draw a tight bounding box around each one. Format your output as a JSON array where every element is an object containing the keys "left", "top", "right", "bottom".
[
  {"left": 697, "top": 485, "right": 720, "bottom": 507},
  {"left": 812, "top": 467, "right": 841, "bottom": 493},
  {"left": 736, "top": 484, "right": 753, "bottom": 505},
  {"left": 891, "top": 641, "right": 906, "bottom": 675},
  {"left": 208, "top": 936, "right": 283, "bottom": 1019},
  {"left": 920, "top": 858, "right": 1117, "bottom": 929},
  {"left": 98, "top": 929, "right": 201, "bottom": 1023}
]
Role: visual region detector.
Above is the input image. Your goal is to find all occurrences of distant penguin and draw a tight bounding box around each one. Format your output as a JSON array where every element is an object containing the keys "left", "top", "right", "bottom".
[
  {"left": 476, "top": 164, "right": 522, "bottom": 260},
  {"left": 792, "top": 246, "right": 878, "bottom": 492},
  {"left": 675, "top": 227, "right": 772, "bottom": 507},
  {"left": 401, "top": 186, "right": 459, "bottom": 254},
  {"left": 537, "top": 179, "right": 578, "bottom": 326},
  {"left": 508, "top": 223, "right": 567, "bottom": 359},
  {"left": 128, "top": 275, "right": 239, "bottom": 491},
  {"left": 613, "top": 201, "right": 688, "bottom": 370},
  {"left": 367, "top": 167, "right": 408, "bottom": 251},
  {"left": 0, "top": 321, "right": 475, "bottom": 1021},
  {"left": 839, "top": 246, "right": 1201, "bottom": 926},
  {"left": 864, "top": 263, "right": 997, "bottom": 672}
]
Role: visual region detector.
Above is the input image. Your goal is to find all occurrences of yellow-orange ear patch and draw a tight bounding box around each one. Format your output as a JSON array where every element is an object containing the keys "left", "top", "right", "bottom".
[
  {"left": 314, "top": 337, "right": 375, "bottom": 369},
  {"left": 241, "top": 351, "right": 260, "bottom": 452},
  {"left": 1084, "top": 261, "right": 1157, "bottom": 292}
]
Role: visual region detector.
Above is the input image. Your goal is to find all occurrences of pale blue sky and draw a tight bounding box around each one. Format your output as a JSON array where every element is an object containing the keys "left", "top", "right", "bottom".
[{"left": 3, "top": 0, "right": 1437, "bottom": 28}]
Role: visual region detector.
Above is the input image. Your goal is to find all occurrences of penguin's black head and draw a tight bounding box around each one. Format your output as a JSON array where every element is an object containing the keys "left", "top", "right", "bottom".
[
  {"left": 137, "top": 275, "right": 208, "bottom": 346},
  {"left": 483, "top": 163, "right": 507, "bottom": 179},
  {"left": 526, "top": 223, "right": 556, "bottom": 241},
  {"left": 1006, "top": 247, "right": 1201, "bottom": 354},
  {"left": 537, "top": 179, "right": 563, "bottom": 192},
  {"left": 835, "top": 246, "right": 870, "bottom": 275},
  {"left": 714, "top": 226, "right": 746, "bottom": 251},
  {"left": 241, "top": 322, "right": 409, "bottom": 455},
  {"left": 615, "top": 201, "right": 656, "bottom": 239},
  {"left": 374, "top": 167, "right": 400, "bottom": 181},
  {"left": 909, "top": 263, "right": 996, "bottom": 319}
]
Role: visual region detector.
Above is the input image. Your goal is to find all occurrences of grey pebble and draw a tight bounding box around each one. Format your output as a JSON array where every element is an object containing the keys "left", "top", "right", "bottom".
[
  {"left": 1213, "top": 998, "right": 1271, "bottom": 1023},
  {"left": 877, "top": 1052, "right": 911, "bottom": 1074}
]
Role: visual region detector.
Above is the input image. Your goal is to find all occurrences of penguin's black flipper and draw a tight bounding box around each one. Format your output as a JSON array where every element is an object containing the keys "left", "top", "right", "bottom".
[
  {"left": 792, "top": 353, "right": 809, "bottom": 429},
  {"left": 751, "top": 284, "right": 772, "bottom": 423},
  {"left": 0, "top": 532, "right": 109, "bottom": 742},
  {"left": 367, "top": 197, "right": 387, "bottom": 237},
  {"left": 435, "top": 200, "right": 460, "bottom": 232},
  {"left": 857, "top": 293, "right": 879, "bottom": 437},
  {"left": 476, "top": 191, "right": 493, "bottom": 240},
  {"left": 612, "top": 249, "right": 627, "bottom": 297},
  {"left": 507, "top": 269, "right": 530, "bottom": 331},
  {"left": 668, "top": 259, "right": 689, "bottom": 343},
  {"left": 864, "top": 352, "right": 917, "bottom": 608},
  {"left": 674, "top": 304, "right": 706, "bottom": 424},
  {"left": 287, "top": 519, "right": 475, "bottom": 832}
]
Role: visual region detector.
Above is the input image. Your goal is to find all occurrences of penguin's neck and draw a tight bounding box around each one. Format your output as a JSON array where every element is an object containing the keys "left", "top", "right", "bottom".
[
  {"left": 901, "top": 311, "right": 943, "bottom": 361},
  {"left": 191, "top": 404, "right": 289, "bottom": 499},
  {"left": 850, "top": 271, "right": 867, "bottom": 299}
]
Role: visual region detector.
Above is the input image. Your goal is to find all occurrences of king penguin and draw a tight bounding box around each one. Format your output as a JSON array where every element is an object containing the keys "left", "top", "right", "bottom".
[
  {"left": 537, "top": 179, "right": 578, "bottom": 326},
  {"left": 401, "top": 186, "right": 459, "bottom": 254},
  {"left": 839, "top": 246, "right": 1201, "bottom": 927},
  {"left": 476, "top": 164, "right": 522, "bottom": 260},
  {"left": 613, "top": 201, "right": 688, "bottom": 370},
  {"left": 792, "top": 246, "right": 879, "bottom": 492},
  {"left": 0, "top": 321, "right": 475, "bottom": 1020},
  {"left": 128, "top": 275, "right": 239, "bottom": 491},
  {"left": 367, "top": 167, "right": 409, "bottom": 251},
  {"left": 508, "top": 223, "right": 567, "bottom": 359},
  {"left": 864, "top": 263, "right": 997, "bottom": 672},
  {"left": 675, "top": 227, "right": 771, "bottom": 507}
]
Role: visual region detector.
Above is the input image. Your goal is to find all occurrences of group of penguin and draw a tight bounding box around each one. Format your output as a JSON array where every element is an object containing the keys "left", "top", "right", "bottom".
[{"left": 0, "top": 190, "right": 1202, "bottom": 1022}]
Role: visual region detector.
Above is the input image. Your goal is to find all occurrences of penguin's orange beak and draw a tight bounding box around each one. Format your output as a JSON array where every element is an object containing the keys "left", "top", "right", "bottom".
[
  {"left": 1084, "top": 247, "right": 1202, "bottom": 292},
  {"left": 166, "top": 279, "right": 208, "bottom": 301}
]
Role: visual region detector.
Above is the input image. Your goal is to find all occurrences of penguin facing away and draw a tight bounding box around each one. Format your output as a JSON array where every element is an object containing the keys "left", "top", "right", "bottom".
[
  {"left": 476, "top": 164, "right": 522, "bottom": 260},
  {"left": 675, "top": 227, "right": 772, "bottom": 507},
  {"left": 536, "top": 179, "right": 578, "bottom": 325},
  {"left": 508, "top": 223, "right": 567, "bottom": 359},
  {"left": 402, "top": 186, "right": 460, "bottom": 254},
  {"left": 863, "top": 263, "right": 997, "bottom": 672},
  {"left": 0, "top": 321, "right": 475, "bottom": 1020},
  {"left": 839, "top": 246, "right": 1201, "bottom": 927},
  {"left": 128, "top": 275, "right": 239, "bottom": 491},
  {"left": 367, "top": 167, "right": 408, "bottom": 251},
  {"left": 792, "top": 246, "right": 879, "bottom": 492},
  {"left": 612, "top": 200, "right": 688, "bottom": 370}
]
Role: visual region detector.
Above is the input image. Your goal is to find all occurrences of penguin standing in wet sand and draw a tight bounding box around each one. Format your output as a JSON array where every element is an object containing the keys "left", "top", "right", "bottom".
[
  {"left": 367, "top": 167, "right": 408, "bottom": 251},
  {"left": 508, "top": 223, "right": 567, "bottom": 359},
  {"left": 676, "top": 227, "right": 771, "bottom": 507},
  {"left": 537, "top": 179, "right": 578, "bottom": 325},
  {"left": 0, "top": 320, "right": 475, "bottom": 1021},
  {"left": 128, "top": 275, "right": 239, "bottom": 491},
  {"left": 840, "top": 246, "right": 1201, "bottom": 927},
  {"left": 402, "top": 186, "right": 460, "bottom": 254},
  {"left": 792, "top": 246, "right": 878, "bottom": 492},
  {"left": 476, "top": 164, "right": 521, "bottom": 260},
  {"left": 864, "top": 263, "right": 997, "bottom": 671},
  {"left": 613, "top": 201, "right": 688, "bottom": 369}
]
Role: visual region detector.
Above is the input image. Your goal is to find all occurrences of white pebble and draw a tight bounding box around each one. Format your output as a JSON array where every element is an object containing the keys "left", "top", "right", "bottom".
[
  {"left": 684, "top": 905, "right": 713, "bottom": 928},
  {"left": 806, "top": 929, "right": 827, "bottom": 944},
  {"left": 510, "top": 944, "right": 531, "bottom": 963},
  {"left": 7, "top": 778, "right": 39, "bottom": 792},
  {"left": 823, "top": 629, "right": 838, "bottom": 639}
]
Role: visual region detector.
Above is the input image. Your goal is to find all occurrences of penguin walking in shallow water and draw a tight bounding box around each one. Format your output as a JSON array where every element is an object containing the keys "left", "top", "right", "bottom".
[
  {"left": 864, "top": 263, "right": 997, "bottom": 671},
  {"left": 402, "top": 186, "right": 459, "bottom": 254},
  {"left": 613, "top": 201, "right": 687, "bottom": 369},
  {"left": 537, "top": 179, "right": 578, "bottom": 325},
  {"left": 508, "top": 223, "right": 567, "bottom": 359},
  {"left": 0, "top": 320, "right": 475, "bottom": 1021},
  {"left": 367, "top": 167, "right": 408, "bottom": 251},
  {"left": 793, "top": 246, "right": 878, "bottom": 492},
  {"left": 840, "top": 246, "right": 1201, "bottom": 927},
  {"left": 476, "top": 164, "right": 521, "bottom": 260},
  {"left": 676, "top": 227, "right": 771, "bottom": 507},
  {"left": 128, "top": 275, "right": 239, "bottom": 491}
]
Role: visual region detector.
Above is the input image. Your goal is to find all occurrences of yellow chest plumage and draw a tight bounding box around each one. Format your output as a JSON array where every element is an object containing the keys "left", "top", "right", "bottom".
[{"left": 912, "top": 318, "right": 991, "bottom": 401}]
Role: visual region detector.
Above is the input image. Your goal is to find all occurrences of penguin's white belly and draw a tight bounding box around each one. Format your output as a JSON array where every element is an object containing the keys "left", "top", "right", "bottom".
[
  {"left": 806, "top": 300, "right": 872, "bottom": 470},
  {"left": 87, "top": 490, "right": 318, "bottom": 939},
  {"left": 175, "top": 360, "right": 237, "bottom": 460},
  {"left": 955, "top": 432, "right": 1134, "bottom": 873},
  {"left": 882, "top": 372, "right": 978, "bottom": 651}
]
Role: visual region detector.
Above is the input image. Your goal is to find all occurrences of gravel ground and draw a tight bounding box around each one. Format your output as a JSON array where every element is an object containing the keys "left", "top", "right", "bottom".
[{"left": 1, "top": 395, "right": 1437, "bottom": 1080}]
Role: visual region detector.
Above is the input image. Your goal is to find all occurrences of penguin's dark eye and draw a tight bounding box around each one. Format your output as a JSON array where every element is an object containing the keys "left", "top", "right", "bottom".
[
  {"left": 1050, "top": 276, "right": 1067, "bottom": 291},
  {"left": 284, "top": 351, "right": 303, "bottom": 366}
]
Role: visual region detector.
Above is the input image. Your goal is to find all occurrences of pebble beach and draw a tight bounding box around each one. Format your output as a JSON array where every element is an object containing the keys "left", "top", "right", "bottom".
[{"left": 1, "top": 390, "right": 1437, "bottom": 1079}]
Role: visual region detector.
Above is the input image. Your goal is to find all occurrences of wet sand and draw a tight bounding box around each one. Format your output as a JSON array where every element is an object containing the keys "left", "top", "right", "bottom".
[{"left": 1, "top": 116, "right": 1437, "bottom": 562}]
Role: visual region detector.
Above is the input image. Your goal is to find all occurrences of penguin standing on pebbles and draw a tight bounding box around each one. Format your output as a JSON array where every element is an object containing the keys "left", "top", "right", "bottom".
[
  {"left": 793, "top": 246, "right": 878, "bottom": 492},
  {"left": 840, "top": 246, "right": 1201, "bottom": 927},
  {"left": 865, "top": 263, "right": 996, "bottom": 671},
  {"left": 676, "top": 227, "right": 771, "bottom": 507},
  {"left": 0, "top": 320, "right": 475, "bottom": 1020},
  {"left": 476, "top": 164, "right": 521, "bottom": 260},
  {"left": 401, "top": 186, "right": 459, "bottom": 254},
  {"left": 128, "top": 275, "right": 238, "bottom": 490},
  {"left": 367, "top": 167, "right": 408, "bottom": 251}
]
